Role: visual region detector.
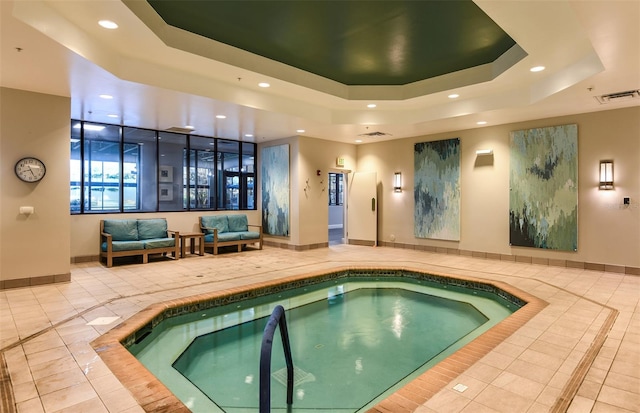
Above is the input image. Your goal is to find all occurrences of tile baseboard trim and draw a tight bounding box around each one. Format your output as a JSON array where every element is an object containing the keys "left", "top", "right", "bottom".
[
  {"left": 378, "top": 241, "right": 639, "bottom": 275},
  {"left": 0, "top": 273, "right": 70, "bottom": 290}
]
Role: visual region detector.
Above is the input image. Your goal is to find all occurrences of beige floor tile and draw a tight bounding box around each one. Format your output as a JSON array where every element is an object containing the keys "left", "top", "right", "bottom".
[
  {"left": 40, "top": 381, "right": 97, "bottom": 412},
  {"left": 1, "top": 247, "right": 639, "bottom": 412},
  {"left": 473, "top": 385, "right": 533, "bottom": 413},
  {"left": 597, "top": 385, "right": 640, "bottom": 412},
  {"left": 35, "top": 367, "right": 88, "bottom": 396}
]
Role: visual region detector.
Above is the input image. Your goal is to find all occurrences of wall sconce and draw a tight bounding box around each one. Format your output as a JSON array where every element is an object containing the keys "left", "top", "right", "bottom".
[
  {"left": 475, "top": 149, "right": 493, "bottom": 156},
  {"left": 599, "top": 160, "right": 614, "bottom": 190},
  {"left": 393, "top": 172, "right": 402, "bottom": 192}
]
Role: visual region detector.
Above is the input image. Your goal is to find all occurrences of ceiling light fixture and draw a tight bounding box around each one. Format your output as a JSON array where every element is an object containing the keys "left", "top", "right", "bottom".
[
  {"left": 107, "top": 114, "right": 118, "bottom": 118},
  {"left": 73, "top": 124, "right": 105, "bottom": 131},
  {"left": 448, "top": 93, "right": 460, "bottom": 99},
  {"left": 185, "top": 125, "right": 195, "bottom": 129},
  {"left": 530, "top": 66, "right": 545, "bottom": 72},
  {"left": 244, "top": 134, "right": 253, "bottom": 138},
  {"left": 296, "top": 129, "right": 305, "bottom": 133},
  {"left": 258, "top": 82, "right": 270, "bottom": 88},
  {"left": 367, "top": 103, "right": 377, "bottom": 108},
  {"left": 477, "top": 121, "right": 487, "bottom": 125},
  {"left": 216, "top": 115, "right": 226, "bottom": 119},
  {"left": 355, "top": 139, "right": 363, "bottom": 143},
  {"left": 99, "top": 94, "right": 113, "bottom": 99},
  {"left": 98, "top": 20, "right": 118, "bottom": 29}
]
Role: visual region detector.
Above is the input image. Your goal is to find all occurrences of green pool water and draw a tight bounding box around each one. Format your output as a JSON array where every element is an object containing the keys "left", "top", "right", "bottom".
[{"left": 128, "top": 278, "right": 517, "bottom": 412}]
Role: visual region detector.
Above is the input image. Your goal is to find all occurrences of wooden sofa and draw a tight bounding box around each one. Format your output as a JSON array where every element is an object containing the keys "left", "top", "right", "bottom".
[
  {"left": 100, "top": 218, "right": 179, "bottom": 267},
  {"left": 199, "top": 214, "right": 262, "bottom": 255}
]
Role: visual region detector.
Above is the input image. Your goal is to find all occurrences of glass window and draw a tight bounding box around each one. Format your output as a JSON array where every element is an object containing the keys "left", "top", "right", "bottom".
[
  {"left": 217, "top": 139, "right": 240, "bottom": 210},
  {"left": 189, "top": 136, "right": 216, "bottom": 209},
  {"left": 82, "top": 123, "right": 121, "bottom": 212},
  {"left": 70, "top": 120, "right": 255, "bottom": 213},
  {"left": 123, "top": 127, "right": 157, "bottom": 212},
  {"left": 329, "top": 173, "right": 344, "bottom": 206},
  {"left": 158, "top": 132, "right": 187, "bottom": 212},
  {"left": 241, "top": 143, "right": 256, "bottom": 210}
]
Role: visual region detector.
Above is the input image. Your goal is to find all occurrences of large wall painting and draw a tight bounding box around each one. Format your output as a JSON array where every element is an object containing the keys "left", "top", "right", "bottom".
[
  {"left": 509, "top": 124, "right": 578, "bottom": 251},
  {"left": 414, "top": 138, "right": 460, "bottom": 241},
  {"left": 261, "top": 144, "right": 290, "bottom": 236}
]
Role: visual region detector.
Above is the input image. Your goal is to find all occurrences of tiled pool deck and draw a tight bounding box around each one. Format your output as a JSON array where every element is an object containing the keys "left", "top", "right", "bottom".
[{"left": 1, "top": 245, "right": 638, "bottom": 413}]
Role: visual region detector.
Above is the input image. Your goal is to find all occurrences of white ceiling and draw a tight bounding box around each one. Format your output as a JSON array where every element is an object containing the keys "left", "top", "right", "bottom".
[{"left": 1, "top": 0, "right": 639, "bottom": 144}]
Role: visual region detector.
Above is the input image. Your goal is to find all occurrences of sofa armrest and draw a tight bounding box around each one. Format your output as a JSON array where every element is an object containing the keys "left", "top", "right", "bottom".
[
  {"left": 201, "top": 226, "right": 219, "bottom": 235},
  {"left": 101, "top": 232, "right": 113, "bottom": 253},
  {"left": 247, "top": 224, "right": 262, "bottom": 232},
  {"left": 167, "top": 229, "right": 180, "bottom": 238}
]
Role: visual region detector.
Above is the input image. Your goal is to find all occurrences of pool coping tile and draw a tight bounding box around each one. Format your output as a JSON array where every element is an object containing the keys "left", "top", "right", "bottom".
[{"left": 90, "top": 266, "right": 549, "bottom": 413}]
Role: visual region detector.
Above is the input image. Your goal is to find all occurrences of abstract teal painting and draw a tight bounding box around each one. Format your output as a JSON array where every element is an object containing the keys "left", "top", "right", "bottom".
[
  {"left": 261, "top": 144, "right": 289, "bottom": 236},
  {"left": 414, "top": 138, "right": 460, "bottom": 241},
  {"left": 509, "top": 124, "right": 578, "bottom": 251}
]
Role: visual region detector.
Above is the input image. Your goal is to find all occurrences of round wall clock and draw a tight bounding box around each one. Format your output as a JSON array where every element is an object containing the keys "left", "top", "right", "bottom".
[{"left": 15, "top": 157, "right": 46, "bottom": 182}]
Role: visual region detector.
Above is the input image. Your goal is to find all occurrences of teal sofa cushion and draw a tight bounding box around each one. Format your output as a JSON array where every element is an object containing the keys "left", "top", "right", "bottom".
[
  {"left": 138, "top": 219, "right": 168, "bottom": 240},
  {"left": 143, "top": 238, "right": 175, "bottom": 249},
  {"left": 201, "top": 215, "right": 229, "bottom": 234},
  {"left": 102, "top": 240, "right": 145, "bottom": 252},
  {"left": 218, "top": 232, "right": 243, "bottom": 241},
  {"left": 240, "top": 231, "right": 261, "bottom": 240},
  {"left": 227, "top": 214, "right": 249, "bottom": 232},
  {"left": 103, "top": 219, "right": 138, "bottom": 241},
  {"left": 204, "top": 232, "right": 242, "bottom": 243}
]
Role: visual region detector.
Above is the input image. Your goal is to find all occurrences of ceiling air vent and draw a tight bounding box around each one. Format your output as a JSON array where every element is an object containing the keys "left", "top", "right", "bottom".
[
  {"left": 358, "top": 131, "right": 392, "bottom": 137},
  {"left": 165, "top": 126, "right": 195, "bottom": 133},
  {"left": 594, "top": 89, "right": 640, "bottom": 104}
]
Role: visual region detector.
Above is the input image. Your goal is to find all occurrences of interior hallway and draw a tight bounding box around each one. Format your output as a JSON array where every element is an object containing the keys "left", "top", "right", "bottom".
[{"left": 1, "top": 244, "right": 638, "bottom": 413}]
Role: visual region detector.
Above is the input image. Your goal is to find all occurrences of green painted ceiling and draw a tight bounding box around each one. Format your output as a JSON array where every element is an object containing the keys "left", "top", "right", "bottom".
[{"left": 147, "top": 0, "right": 516, "bottom": 86}]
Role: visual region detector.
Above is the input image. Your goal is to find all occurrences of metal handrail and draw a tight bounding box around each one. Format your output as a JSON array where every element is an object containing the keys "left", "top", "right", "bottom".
[{"left": 259, "top": 305, "right": 294, "bottom": 412}]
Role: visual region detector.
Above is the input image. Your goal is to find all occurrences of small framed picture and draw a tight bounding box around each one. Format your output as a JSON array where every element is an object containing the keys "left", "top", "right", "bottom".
[
  {"left": 159, "top": 184, "right": 173, "bottom": 201},
  {"left": 159, "top": 165, "right": 173, "bottom": 182}
]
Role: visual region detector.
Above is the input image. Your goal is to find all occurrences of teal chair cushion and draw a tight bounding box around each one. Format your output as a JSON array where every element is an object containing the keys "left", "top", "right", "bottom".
[
  {"left": 201, "top": 215, "right": 229, "bottom": 234},
  {"left": 143, "top": 238, "right": 175, "bottom": 249},
  {"left": 240, "top": 231, "right": 261, "bottom": 240},
  {"left": 103, "top": 220, "right": 139, "bottom": 241},
  {"left": 102, "top": 240, "right": 145, "bottom": 252},
  {"left": 138, "top": 219, "right": 168, "bottom": 240},
  {"left": 218, "top": 232, "right": 242, "bottom": 241},
  {"left": 227, "top": 214, "right": 249, "bottom": 232}
]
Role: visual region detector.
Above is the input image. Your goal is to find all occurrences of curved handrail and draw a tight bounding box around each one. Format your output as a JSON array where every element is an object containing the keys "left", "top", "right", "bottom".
[{"left": 260, "top": 305, "right": 294, "bottom": 412}]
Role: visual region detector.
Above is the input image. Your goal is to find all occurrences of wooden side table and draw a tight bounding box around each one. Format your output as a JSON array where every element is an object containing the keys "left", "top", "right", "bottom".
[{"left": 179, "top": 233, "right": 205, "bottom": 257}]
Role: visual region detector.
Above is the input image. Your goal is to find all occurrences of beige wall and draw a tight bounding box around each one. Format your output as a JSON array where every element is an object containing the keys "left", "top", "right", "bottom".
[
  {"left": 2, "top": 87, "right": 637, "bottom": 288},
  {"left": 359, "top": 106, "right": 640, "bottom": 268},
  {"left": 1, "top": 88, "right": 71, "bottom": 285},
  {"left": 259, "top": 136, "right": 357, "bottom": 248}
]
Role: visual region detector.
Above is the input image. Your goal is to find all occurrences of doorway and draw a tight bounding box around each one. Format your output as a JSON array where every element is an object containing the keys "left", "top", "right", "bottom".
[{"left": 328, "top": 172, "right": 346, "bottom": 245}]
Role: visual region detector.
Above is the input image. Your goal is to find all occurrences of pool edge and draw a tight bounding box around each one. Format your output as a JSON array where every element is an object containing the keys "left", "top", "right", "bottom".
[{"left": 91, "top": 266, "right": 547, "bottom": 413}]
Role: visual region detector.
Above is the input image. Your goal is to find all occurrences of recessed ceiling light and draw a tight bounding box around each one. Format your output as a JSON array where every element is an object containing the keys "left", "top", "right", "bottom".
[
  {"left": 367, "top": 103, "right": 377, "bottom": 108},
  {"left": 244, "top": 134, "right": 253, "bottom": 138},
  {"left": 448, "top": 93, "right": 460, "bottom": 99},
  {"left": 98, "top": 20, "right": 118, "bottom": 29},
  {"left": 216, "top": 115, "right": 226, "bottom": 119},
  {"left": 530, "top": 66, "right": 545, "bottom": 72},
  {"left": 355, "top": 139, "right": 363, "bottom": 143},
  {"left": 476, "top": 121, "right": 487, "bottom": 125},
  {"left": 296, "top": 129, "right": 305, "bottom": 133},
  {"left": 258, "top": 82, "right": 270, "bottom": 88},
  {"left": 99, "top": 94, "right": 113, "bottom": 99}
]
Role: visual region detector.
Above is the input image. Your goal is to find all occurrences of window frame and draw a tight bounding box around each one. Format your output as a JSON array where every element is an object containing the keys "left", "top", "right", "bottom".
[{"left": 70, "top": 120, "right": 257, "bottom": 214}]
